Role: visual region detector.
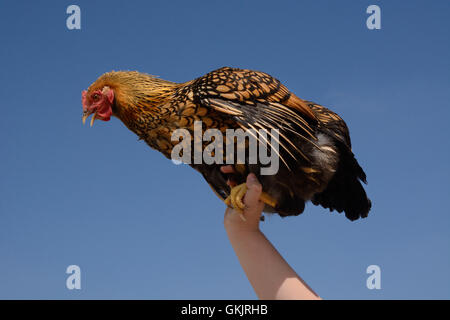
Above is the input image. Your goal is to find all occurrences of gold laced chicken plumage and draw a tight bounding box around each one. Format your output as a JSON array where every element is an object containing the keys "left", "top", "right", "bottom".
[{"left": 83, "top": 67, "right": 371, "bottom": 221}]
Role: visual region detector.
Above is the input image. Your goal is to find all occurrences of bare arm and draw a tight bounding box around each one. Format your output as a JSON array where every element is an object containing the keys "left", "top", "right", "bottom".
[{"left": 222, "top": 166, "right": 321, "bottom": 300}]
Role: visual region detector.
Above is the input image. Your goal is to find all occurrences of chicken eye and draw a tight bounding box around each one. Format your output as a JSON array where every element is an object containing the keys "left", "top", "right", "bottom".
[{"left": 92, "top": 94, "right": 100, "bottom": 101}]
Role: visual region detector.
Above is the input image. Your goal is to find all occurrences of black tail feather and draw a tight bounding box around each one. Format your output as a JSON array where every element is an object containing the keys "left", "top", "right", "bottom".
[{"left": 312, "top": 143, "right": 371, "bottom": 221}]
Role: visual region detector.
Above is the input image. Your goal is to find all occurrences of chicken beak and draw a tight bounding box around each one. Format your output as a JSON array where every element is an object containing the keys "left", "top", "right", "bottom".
[
  {"left": 90, "top": 113, "right": 96, "bottom": 127},
  {"left": 82, "top": 111, "right": 96, "bottom": 127},
  {"left": 82, "top": 113, "right": 88, "bottom": 125}
]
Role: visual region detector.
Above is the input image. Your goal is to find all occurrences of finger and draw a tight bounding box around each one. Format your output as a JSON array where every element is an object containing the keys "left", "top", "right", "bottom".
[
  {"left": 243, "top": 173, "right": 263, "bottom": 209},
  {"left": 220, "top": 165, "right": 235, "bottom": 174}
]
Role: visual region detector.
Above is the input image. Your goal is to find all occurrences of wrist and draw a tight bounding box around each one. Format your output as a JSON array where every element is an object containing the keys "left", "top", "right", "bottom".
[{"left": 225, "top": 222, "right": 261, "bottom": 238}]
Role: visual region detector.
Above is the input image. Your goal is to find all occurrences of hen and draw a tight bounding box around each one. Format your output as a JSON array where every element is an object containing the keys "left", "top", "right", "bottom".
[{"left": 82, "top": 67, "right": 371, "bottom": 221}]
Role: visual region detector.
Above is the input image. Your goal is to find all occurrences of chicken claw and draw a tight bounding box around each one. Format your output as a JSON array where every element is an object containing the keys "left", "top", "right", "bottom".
[
  {"left": 225, "top": 183, "right": 278, "bottom": 221},
  {"left": 225, "top": 183, "right": 247, "bottom": 221}
]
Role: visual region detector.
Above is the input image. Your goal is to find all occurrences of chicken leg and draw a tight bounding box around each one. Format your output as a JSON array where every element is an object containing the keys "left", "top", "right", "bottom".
[{"left": 225, "top": 183, "right": 277, "bottom": 221}]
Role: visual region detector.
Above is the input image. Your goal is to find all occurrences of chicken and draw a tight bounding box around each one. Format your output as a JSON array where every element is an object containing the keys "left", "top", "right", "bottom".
[{"left": 82, "top": 67, "right": 371, "bottom": 221}]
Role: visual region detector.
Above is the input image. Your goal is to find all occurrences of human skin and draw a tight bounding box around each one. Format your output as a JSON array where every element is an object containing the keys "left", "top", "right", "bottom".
[{"left": 221, "top": 165, "right": 321, "bottom": 300}]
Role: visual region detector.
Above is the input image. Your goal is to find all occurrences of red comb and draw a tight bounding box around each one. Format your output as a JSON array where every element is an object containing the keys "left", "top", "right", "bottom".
[{"left": 82, "top": 90, "right": 88, "bottom": 111}]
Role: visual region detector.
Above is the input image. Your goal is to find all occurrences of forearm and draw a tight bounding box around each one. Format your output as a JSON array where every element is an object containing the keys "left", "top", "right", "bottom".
[{"left": 226, "top": 228, "right": 321, "bottom": 300}]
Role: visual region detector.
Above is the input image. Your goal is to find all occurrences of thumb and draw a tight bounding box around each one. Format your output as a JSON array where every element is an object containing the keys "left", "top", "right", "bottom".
[{"left": 243, "top": 173, "right": 263, "bottom": 209}]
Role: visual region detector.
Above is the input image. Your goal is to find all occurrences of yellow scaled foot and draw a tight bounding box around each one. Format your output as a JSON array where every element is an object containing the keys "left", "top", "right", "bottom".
[
  {"left": 224, "top": 183, "right": 278, "bottom": 222},
  {"left": 224, "top": 183, "right": 247, "bottom": 221}
]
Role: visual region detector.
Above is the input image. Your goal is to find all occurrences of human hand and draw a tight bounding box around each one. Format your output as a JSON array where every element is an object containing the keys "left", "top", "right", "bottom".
[
  {"left": 221, "top": 166, "right": 321, "bottom": 300},
  {"left": 221, "top": 165, "right": 265, "bottom": 233}
]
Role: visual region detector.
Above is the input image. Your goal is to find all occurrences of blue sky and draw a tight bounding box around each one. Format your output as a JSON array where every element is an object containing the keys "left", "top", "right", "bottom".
[{"left": 0, "top": 0, "right": 449, "bottom": 299}]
